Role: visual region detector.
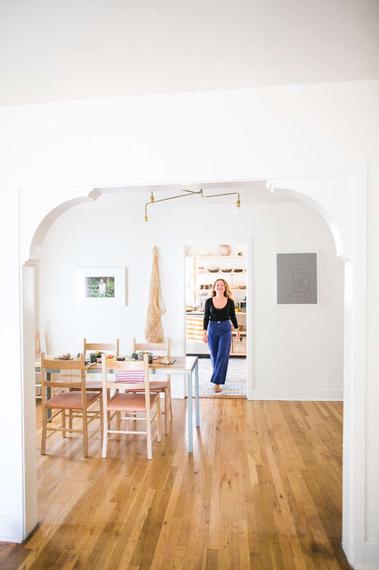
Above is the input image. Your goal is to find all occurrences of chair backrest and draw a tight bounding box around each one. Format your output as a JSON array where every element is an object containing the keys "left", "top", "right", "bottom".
[
  {"left": 83, "top": 338, "right": 120, "bottom": 357},
  {"left": 101, "top": 354, "right": 151, "bottom": 394},
  {"left": 133, "top": 338, "right": 170, "bottom": 357},
  {"left": 40, "top": 353, "right": 87, "bottom": 404},
  {"left": 115, "top": 368, "right": 145, "bottom": 384}
]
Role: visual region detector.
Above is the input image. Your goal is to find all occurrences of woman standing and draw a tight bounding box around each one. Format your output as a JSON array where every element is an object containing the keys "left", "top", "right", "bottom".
[{"left": 203, "top": 279, "right": 240, "bottom": 393}]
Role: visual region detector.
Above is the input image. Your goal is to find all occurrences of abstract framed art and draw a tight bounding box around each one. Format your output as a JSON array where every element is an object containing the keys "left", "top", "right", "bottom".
[{"left": 276, "top": 252, "right": 318, "bottom": 304}]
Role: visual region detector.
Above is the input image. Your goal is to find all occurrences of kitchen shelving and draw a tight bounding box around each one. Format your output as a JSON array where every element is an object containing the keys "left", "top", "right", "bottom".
[{"left": 185, "top": 254, "right": 247, "bottom": 356}]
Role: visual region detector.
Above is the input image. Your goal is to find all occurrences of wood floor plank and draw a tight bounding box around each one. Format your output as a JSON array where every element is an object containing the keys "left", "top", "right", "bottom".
[{"left": 0, "top": 400, "right": 352, "bottom": 570}]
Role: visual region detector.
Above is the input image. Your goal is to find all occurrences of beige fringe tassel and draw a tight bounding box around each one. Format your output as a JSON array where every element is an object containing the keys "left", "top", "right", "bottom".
[{"left": 145, "top": 246, "right": 166, "bottom": 343}]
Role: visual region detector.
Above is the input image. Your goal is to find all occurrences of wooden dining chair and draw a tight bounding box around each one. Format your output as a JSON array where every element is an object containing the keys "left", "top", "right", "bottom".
[
  {"left": 83, "top": 338, "right": 120, "bottom": 380},
  {"left": 83, "top": 338, "right": 120, "bottom": 358},
  {"left": 128, "top": 338, "right": 173, "bottom": 434},
  {"left": 40, "top": 353, "right": 102, "bottom": 458},
  {"left": 101, "top": 354, "right": 161, "bottom": 460},
  {"left": 132, "top": 338, "right": 173, "bottom": 433},
  {"left": 77, "top": 338, "right": 120, "bottom": 390}
]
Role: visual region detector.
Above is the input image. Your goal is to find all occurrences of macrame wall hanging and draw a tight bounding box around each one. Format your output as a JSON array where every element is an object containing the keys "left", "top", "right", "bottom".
[{"left": 144, "top": 246, "right": 166, "bottom": 343}]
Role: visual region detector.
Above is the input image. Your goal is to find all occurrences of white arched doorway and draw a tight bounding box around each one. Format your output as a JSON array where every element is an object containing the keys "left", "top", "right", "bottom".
[{"left": 20, "top": 167, "right": 367, "bottom": 565}]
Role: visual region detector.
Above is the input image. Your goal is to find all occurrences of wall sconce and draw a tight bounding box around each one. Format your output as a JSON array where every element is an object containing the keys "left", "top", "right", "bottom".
[{"left": 144, "top": 188, "right": 241, "bottom": 222}]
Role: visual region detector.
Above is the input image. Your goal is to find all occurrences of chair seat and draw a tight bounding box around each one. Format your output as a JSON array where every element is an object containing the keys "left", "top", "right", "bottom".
[
  {"left": 127, "top": 381, "right": 169, "bottom": 392},
  {"left": 108, "top": 393, "right": 158, "bottom": 411},
  {"left": 46, "top": 391, "right": 100, "bottom": 409}
]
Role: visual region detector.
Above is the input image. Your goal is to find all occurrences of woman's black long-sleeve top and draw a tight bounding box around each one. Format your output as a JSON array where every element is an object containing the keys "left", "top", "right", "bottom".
[{"left": 203, "top": 297, "right": 239, "bottom": 330}]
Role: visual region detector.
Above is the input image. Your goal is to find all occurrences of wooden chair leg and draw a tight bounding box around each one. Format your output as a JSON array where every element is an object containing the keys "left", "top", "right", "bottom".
[
  {"left": 146, "top": 408, "right": 152, "bottom": 460},
  {"left": 62, "top": 409, "right": 67, "bottom": 438},
  {"left": 41, "top": 406, "right": 47, "bottom": 455},
  {"left": 164, "top": 390, "right": 169, "bottom": 435},
  {"left": 68, "top": 409, "right": 73, "bottom": 430},
  {"left": 156, "top": 397, "right": 162, "bottom": 443},
  {"left": 99, "top": 396, "right": 103, "bottom": 442},
  {"left": 102, "top": 397, "right": 108, "bottom": 459},
  {"left": 82, "top": 408, "right": 89, "bottom": 458},
  {"left": 107, "top": 388, "right": 111, "bottom": 426},
  {"left": 168, "top": 382, "right": 173, "bottom": 421}
]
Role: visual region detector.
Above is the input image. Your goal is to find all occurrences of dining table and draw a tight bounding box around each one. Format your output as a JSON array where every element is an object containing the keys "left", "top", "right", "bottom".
[{"left": 36, "top": 355, "right": 200, "bottom": 453}]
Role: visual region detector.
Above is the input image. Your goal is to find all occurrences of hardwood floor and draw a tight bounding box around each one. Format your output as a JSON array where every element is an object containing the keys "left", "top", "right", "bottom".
[{"left": 0, "top": 400, "right": 351, "bottom": 569}]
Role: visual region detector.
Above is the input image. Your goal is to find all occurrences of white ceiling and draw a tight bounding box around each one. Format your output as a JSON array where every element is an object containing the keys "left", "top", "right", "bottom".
[{"left": 1, "top": 0, "right": 378, "bottom": 106}]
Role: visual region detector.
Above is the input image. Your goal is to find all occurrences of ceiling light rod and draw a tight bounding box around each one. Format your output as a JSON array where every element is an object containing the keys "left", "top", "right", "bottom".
[
  {"left": 144, "top": 189, "right": 202, "bottom": 221},
  {"left": 201, "top": 190, "right": 241, "bottom": 204},
  {"left": 144, "top": 188, "right": 241, "bottom": 221}
]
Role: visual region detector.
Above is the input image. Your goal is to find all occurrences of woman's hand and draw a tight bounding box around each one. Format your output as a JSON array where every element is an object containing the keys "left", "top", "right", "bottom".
[
  {"left": 235, "top": 329, "right": 240, "bottom": 341},
  {"left": 203, "top": 331, "right": 208, "bottom": 343}
]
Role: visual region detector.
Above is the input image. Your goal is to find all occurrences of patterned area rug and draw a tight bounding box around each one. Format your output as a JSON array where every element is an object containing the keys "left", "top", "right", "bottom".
[{"left": 198, "top": 357, "right": 247, "bottom": 396}]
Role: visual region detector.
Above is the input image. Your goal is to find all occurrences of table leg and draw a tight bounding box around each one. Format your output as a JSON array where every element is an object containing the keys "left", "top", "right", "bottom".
[
  {"left": 187, "top": 371, "right": 193, "bottom": 453},
  {"left": 47, "top": 371, "right": 52, "bottom": 419},
  {"left": 194, "top": 362, "right": 200, "bottom": 427}
]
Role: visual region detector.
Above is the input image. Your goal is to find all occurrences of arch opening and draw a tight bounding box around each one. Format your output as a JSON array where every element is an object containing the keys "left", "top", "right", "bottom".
[{"left": 20, "top": 174, "right": 364, "bottom": 566}]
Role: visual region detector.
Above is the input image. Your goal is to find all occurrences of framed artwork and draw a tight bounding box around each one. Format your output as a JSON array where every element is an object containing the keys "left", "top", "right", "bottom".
[
  {"left": 76, "top": 267, "right": 127, "bottom": 306},
  {"left": 276, "top": 252, "right": 318, "bottom": 304}
]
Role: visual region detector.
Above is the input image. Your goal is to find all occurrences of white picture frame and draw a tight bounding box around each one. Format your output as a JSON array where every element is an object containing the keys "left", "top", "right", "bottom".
[{"left": 76, "top": 266, "right": 127, "bottom": 306}]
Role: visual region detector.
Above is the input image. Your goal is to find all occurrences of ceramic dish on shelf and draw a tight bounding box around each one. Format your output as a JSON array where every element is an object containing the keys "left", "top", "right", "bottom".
[
  {"left": 208, "top": 267, "right": 220, "bottom": 273},
  {"left": 219, "top": 244, "right": 232, "bottom": 256},
  {"left": 222, "top": 268, "right": 232, "bottom": 273},
  {"left": 233, "top": 268, "right": 244, "bottom": 273}
]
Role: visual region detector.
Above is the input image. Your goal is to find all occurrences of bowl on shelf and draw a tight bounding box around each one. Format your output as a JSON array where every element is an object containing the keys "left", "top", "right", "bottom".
[
  {"left": 233, "top": 268, "right": 244, "bottom": 273},
  {"left": 222, "top": 268, "right": 232, "bottom": 273},
  {"left": 208, "top": 267, "right": 220, "bottom": 273},
  {"left": 219, "top": 244, "right": 232, "bottom": 256}
]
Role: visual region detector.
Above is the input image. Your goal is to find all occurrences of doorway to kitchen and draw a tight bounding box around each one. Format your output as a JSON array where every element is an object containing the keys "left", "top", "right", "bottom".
[{"left": 184, "top": 240, "right": 248, "bottom": 397}]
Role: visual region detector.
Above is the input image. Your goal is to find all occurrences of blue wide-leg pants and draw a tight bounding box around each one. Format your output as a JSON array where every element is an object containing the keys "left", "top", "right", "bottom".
[{"left": 208, "top": 320, "right": 232, "bottom": 385}]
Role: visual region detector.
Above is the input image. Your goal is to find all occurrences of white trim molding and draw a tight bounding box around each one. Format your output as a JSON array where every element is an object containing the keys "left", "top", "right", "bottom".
[{"left": 17, "top": 164, "right": 371, "bottom": 570}]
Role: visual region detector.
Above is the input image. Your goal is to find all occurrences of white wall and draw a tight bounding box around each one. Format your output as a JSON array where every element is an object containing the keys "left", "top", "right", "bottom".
[
  {"left": 38, "top": 195, "right": 344, "bottom": 400},
  {"left": 253, "top": 203, "right": 344, "bottom": 400},
  {"left": 0, "top": 80, "right": 378, "bottom": 567}
]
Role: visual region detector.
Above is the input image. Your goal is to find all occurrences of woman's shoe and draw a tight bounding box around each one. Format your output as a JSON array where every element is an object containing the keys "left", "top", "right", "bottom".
[{"left": 214, "top": 384, "right": 222, "bottom": 393}]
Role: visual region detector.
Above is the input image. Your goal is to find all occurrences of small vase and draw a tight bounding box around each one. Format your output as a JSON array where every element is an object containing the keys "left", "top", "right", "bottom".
[{"left": 219, "top": 244, "right": 231, "bottom": 256}]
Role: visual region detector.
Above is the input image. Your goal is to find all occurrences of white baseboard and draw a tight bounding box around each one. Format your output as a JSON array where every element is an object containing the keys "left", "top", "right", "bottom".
[{"left": 251, "top": 388, "right": 343, "bottom": 401}]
